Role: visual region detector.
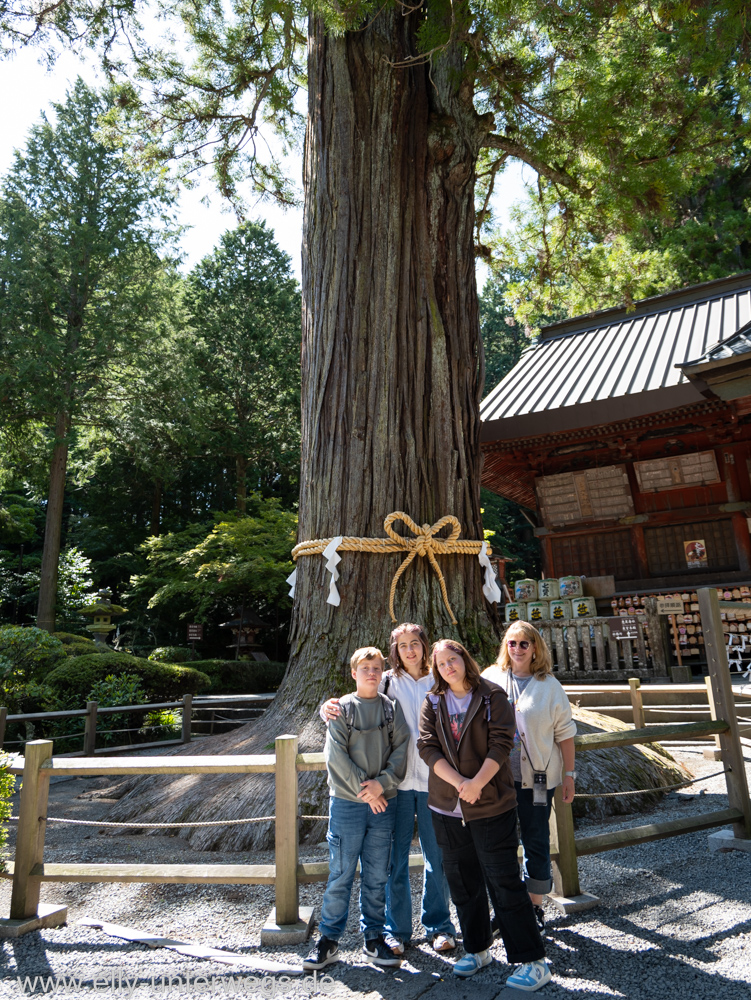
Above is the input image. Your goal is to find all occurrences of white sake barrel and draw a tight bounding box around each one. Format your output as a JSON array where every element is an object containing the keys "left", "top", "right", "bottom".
[
  {"left": 549, "top": 599, "right": 571, "bottom": 621},
  {"left": 505, "top": 602, "right": 526, "bottom": 623},
  {"left": 537, "top": 578, "right": 559, "bottom": 601},
  {"left": 526, "top": 601, "right": 549, "bottom": 623},
  {"left": 571, "top": 596, "right": 596, "bottom": 618},
  {"left": 558, "top": 575, "right": 584, "bottom": 599},
  {"left": 514, "top": 578, "right": 538, "bottom": 601}
]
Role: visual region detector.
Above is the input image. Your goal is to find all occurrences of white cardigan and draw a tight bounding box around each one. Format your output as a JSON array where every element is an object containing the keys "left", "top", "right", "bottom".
[{"left": 482, "top": 665, "right": 577, "bottom": 790}]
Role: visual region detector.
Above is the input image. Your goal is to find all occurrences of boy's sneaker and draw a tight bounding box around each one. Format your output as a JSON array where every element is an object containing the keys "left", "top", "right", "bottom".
[
  {"left": 453, "top": 949, "right": 492, "bottom": 978},
  {"left": 432, "top": 933, "right": 456, "bottom": 952},
  {"left": 533, "top": 905, "right": 546, "bottom": 935},
  {"left": 303, "top": 936, "right": 339, "bottom": 970},
  {"left": 506, "top": 960, "right": 551, "bottom": 992},
  {"left": 382, "top": 932, "right": 405, "bottom": 956},
  {"left": 363, "top": 935, "right": 402, "bottom": 967}
]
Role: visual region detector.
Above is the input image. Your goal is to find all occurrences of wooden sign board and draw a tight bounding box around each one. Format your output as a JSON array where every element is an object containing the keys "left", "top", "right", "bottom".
[
  {"left": 656, "top": 598, "right": 683, "bottom": 616},
  {"left": 608, "top": 616, "right": 639, "bottom": 640},
  {"left": 536, "top": 465, "right": 634, "bottom": 528},
  {"left": 187, "top": 624, "right": 204, "bottom": 642},
  {"left": 634, "top": 451, "right": 720, "bottom": 493}
]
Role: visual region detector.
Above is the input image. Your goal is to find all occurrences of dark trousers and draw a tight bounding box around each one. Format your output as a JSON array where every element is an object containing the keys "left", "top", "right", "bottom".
[{"left": 431, "top": 808, "right": 545, "bottom": 964}]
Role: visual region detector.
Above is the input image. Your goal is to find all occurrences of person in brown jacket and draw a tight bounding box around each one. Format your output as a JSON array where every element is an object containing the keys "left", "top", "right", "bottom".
[{"left": 417, "top": 639, "right": 550, "bottom": 991}]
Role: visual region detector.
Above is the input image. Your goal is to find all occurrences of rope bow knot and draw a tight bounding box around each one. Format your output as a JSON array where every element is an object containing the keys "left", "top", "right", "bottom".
[
  {"left": 383, "top": 513, "right": 462, "bottom": 624},
  {"left": 290, "top": 510, "right": 496, "bottom": 623}
]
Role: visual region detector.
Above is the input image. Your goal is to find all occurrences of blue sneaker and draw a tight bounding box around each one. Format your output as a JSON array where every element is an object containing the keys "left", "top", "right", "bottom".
[
  {"left": 506, "top": 960, "right": 551, "bottom": 991},
  {"left": 453, "top": 949, "right": 492, "bottom": 977}
]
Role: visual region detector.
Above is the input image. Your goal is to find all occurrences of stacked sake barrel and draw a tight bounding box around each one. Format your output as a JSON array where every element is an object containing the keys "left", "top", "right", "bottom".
[{"left": 505, "top": 576, "right": 596, "bottom": 624}]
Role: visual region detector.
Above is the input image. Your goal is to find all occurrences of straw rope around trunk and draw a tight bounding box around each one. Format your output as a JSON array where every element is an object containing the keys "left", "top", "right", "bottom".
[{"left": 289, "top": 511, "right": 497, "bottom": 625}]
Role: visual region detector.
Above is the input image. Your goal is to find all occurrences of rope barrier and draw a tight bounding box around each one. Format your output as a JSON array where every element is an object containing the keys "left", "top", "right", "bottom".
[
  {"left": 574, "top": 767, "right": 729, "bottom": 800},
  {"left": 291, "top": 511, "right": 496, "bottom": 624},
  {"left": 6, "top": 813, "right": 330, "bottom": 828}
]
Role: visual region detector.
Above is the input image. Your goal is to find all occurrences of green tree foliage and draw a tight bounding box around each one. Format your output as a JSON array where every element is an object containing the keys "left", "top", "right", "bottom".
[
  {"left": 124, "top": 495, "right": 296, "bottom": 651},
  {"left": 182, "top": 222, "right": 302, "bottom": 511},
  {"left": 0, "top": 78, "right": 177, "bottom": 630}
]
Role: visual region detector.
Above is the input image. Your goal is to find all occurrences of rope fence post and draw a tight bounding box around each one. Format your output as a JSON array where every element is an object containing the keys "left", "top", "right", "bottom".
[
  {"left": 83, "top": 701, "right": 98, "bottom": 756},
  {"left": 181, "top": 695, "right": 193, "bottom": 744},
  {"left": 704, "top": 676, "right": 722, "bottom": 761},
  {"left": 274, "top": 734, "right": 299, "bottom": 925},
  {"left": 9, "top": 740, "right": 52, "bottom": 920},
  {"left": 550, "top": 786, "right": 580, "bottom": 900},
  {"left": 628, "top": 678, "right": 645, "bottom": 730},
  {"left": 698, "top": 587, "right": 751, "bottom": 841}
]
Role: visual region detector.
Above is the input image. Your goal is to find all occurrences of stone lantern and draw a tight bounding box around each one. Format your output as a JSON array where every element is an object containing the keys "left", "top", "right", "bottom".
[{"left": 81, "top": 589, "right": 127, "bottom": 646}]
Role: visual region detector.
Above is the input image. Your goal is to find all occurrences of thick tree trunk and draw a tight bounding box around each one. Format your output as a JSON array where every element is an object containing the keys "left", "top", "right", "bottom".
[
  {"left": 235, "top": 454, "right": 247, "bottom": 514},
  {"left": 288, "top": 8, "right": 497, "bottom": 701},
  {"left": 105, "top": 11, "right": 501, "bottom": 848},
  {"left": 149, "top": 479, "right": 162, "bottom": 537},
  {"left": 36, "top": 410, "right": 70, "bottom": 633}
]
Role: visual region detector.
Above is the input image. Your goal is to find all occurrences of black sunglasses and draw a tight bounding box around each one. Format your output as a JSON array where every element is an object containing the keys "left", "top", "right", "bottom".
[{"left": 507, "top": 639, "right": 532, "bottom": 650}]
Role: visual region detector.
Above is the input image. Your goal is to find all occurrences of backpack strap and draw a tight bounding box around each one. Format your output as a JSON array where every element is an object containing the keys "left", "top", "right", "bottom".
[
  {"left": 342, "top": 698, "right": 355, "bottom": 734},
  {"left": 483, "top": 693, "right": 492, "bottom": 722},
  {"left": 378, "top": 692, "right": 395, "bottom": 745},
  {"left": 382, "top": 672, "right": 391, "bottom": 697}
]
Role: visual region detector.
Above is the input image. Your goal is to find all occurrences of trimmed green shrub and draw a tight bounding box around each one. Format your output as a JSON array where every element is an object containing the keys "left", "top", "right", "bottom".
[
  {"left": 53, "top": 632, "right": 96, "bottom": 646},
  {"left": 190, "top": 659, "right": 287, "bottom": 694},
  {"left": 0, "top": 626, "right": 64, "bottom": 681},
  {"left": 0, "top": 754, "right": 14, "bottom": 872},
  {"left": 87, "top": 674, "right": 149, "bottom": 747},
  {"left": 148, "top": 646, "right": 194, "bottom": 663},
  {"left": 45, "top": 653, "right": 211, "bottom": 703}
]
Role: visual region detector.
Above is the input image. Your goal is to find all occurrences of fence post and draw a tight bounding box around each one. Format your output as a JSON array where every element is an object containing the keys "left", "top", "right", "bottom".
[
  {"left": 0, "top": 707, "right": 7, "bottom": 750},
  {"left": 550, "top": 786, "right": 580, "bottom": 898},
  {"left": 83, "top": 701, "right": 98, "bottom": 756},
  {"left": 10, "top": 740, "right": 52, "bottom": 919},
  {"left": 274, "top": 734, "right": 299, "bottom": 925},
  {"left": 698, "top": 587, "right": 751, "bottom": 839},
  {"left": 628, "top": 678, "right": 645, "bottom": 729},
  {"left": 181, "top": 695, "right": 193, "bottom": 744},
  {"left": 704, "top": 676, "right": 722, "bottom": 761}
]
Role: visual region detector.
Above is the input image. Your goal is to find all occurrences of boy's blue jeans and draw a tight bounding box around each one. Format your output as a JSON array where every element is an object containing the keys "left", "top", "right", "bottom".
[
  {"left": 318, "top": 795, "right": 397, "bottom": 942},
  {"left": 385, "top": 789, "right": 455, "bottom": 942}
]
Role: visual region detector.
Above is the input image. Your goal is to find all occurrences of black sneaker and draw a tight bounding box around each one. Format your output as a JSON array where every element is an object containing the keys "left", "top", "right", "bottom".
[
  {"left": 303, "top": 936, "right": 339, "bottom": 970},
  {"left": 534, "top": 905, "right": 546, "bottom": 935},
  {"left": 363, "top": 935, "right": 402, "bottom": 967}
]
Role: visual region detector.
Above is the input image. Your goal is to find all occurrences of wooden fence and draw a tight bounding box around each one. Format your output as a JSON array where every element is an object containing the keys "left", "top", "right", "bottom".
[
  {"left": 550, "top": 587, "right": 751, "bottom": 901},
  {"left": 3, "top": 588, "right": 750, "bottom": 934},
  {"left": 0, "top": 693, "right": 273, "bottom": 757}
]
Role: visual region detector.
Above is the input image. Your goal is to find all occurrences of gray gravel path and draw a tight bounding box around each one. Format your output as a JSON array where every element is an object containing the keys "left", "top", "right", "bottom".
[{"left": 0, "top": 746, "right": 750, "bottom": 998}]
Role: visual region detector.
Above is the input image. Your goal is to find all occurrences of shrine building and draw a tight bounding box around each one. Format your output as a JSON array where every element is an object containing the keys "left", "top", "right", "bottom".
[{"left": 480, "top": 272, "right": 751, "bottom": 595}]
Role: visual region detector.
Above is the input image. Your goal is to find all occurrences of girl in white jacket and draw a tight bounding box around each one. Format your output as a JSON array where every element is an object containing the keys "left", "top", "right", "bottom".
[
  {"left": 482, "top": 621, "right": 576, "bottom": 932},
  {"left": 320, "top": 623, "right": 456, "bottom": 955}
]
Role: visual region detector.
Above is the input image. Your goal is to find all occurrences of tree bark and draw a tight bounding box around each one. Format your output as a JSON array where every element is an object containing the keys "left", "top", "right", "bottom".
[
  {"left": 149, "top": 479, "right": 162, "bottom": 537},
  {"left": 36, "top": 410, "right": 70, "bottom": 633},
  {"left": 287, "top": 9, "right": 498, "bottom": 700},
  {"left": 105, "top": 10, "right": 502, "bottom": 848},
  {"left": 235, "top": 454, "right": 247, "bottom": 514}
]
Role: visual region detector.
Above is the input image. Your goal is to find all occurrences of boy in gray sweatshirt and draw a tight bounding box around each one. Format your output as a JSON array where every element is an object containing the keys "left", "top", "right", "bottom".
[{"left": 304, "top": 646, "right": 409, "bottom": 970}]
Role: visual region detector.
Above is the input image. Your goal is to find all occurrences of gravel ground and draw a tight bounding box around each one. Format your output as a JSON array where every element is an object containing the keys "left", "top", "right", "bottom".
[{"left": 0, "top": 745, "right": 750, "bottom": 999}]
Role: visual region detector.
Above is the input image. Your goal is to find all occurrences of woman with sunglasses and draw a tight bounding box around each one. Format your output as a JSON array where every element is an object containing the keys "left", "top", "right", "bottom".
[{"left": 482, "top": 621, "right": 576, "bottom": 934}]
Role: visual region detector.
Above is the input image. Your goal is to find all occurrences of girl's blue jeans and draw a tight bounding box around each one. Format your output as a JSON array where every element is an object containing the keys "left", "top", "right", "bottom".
[
  {"left": 318, "top": 795, "right": 396, "bottom": 942},
  {"left": 384, "top": 789, "right": 455, "bottom": 942},
  {"left": 515, "top": 781, "right": 556, "bottom": 895}
]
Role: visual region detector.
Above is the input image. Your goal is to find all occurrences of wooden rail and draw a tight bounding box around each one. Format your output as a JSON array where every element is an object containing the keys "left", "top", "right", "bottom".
[
  {"left": 0, "top": 693, "right": 275, "bottom": 756},
  {"left": 550, "top": 587, "right": 751, "bottom": 904},
  {"left": 2, "top": 735, "right": 331, "bottom": 927}
]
